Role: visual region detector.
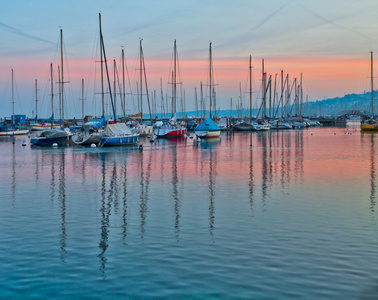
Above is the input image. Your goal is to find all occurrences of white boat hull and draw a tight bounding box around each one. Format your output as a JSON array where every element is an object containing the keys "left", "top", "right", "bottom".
[
  {"left": 154, "top": 127, "right": 187, "bottom": 137},
  {"left": 195, "top": 130, "right": 221, "bottom": 138},
  {"left": 73, "top": 132, "right": 101, "bottom": 145},
  {"left": 0, "top": 129, "right": 29, "bottom": 136}
]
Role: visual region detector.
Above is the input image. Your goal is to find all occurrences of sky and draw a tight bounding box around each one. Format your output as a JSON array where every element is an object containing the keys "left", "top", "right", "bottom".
[{"left": 0, "top": 0, "right": 377, "bottom": 118}]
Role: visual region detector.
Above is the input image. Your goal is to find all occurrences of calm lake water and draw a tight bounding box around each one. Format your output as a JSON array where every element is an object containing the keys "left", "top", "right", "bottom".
[{"left": 1, "top": 123, "right": 378, "bottom": 299}]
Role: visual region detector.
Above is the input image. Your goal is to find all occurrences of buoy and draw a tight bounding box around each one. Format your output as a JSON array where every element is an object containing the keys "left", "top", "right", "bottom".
[
  {"left": 28, "top": 135, "right": 31, "bottom": 139},
  {"left": 53, "top": 143, "right": 58, "bottom": 147},
  {"left": 138, "top": 144, "right": 143, "bottom": 150},
  {"left": 90, "top": 143, "right": 96, "bottom": 148},
  {"left": 22, "top": 142, "right": 26, "bottom": 146}
]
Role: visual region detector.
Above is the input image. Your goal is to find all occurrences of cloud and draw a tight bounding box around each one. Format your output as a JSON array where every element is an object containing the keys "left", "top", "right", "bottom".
[
  {"left": 298, "top": 3, "right": 372, "bottom": 41},
  {"left": 0, "top": 21, "right": 54, "bottom": 45},
  {"left": 252, "top": 1, "right": 293, "bottom": 31}
]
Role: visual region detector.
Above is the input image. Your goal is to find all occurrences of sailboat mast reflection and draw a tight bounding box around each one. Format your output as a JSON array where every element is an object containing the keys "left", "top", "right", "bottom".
[
  {"left": 122, "top": 160, "right": 128, "bottom": 243},
  {"left": 59, "top": 151, "right": 67, "bottom": 262},
  {"left": 99, "top": 158, "right": 109, "bottom": 276},
  {"left": 139, "top": 149, "right": 152, "bottom": 240},
  {"left": 208, "top": 145, "right": 217, "bottom": 238},
  {"left": 261, "top": 133, "right": 268, "bottom": 209},
  {"left": 248, "top": 133, "right": 255, "bottom": 211},
  {"left": 50, "top": 152, "right": 56, "bottom": 204},
  {"left": 370, "top": 134, "right": 376, "bottom": 212},
  {"left": 171, "top": 143, "right": 180, "bottom": 239},
  {"left": 11, "top": 143, "right": 16, "bottom": 206}
]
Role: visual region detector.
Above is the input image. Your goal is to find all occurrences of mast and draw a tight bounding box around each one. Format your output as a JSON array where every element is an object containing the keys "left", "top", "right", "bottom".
[
  {"left": 300, "top": 73, "right": 303, "bottom": 117},
  {"left": 209, "top": 42, "right": 212, "bottom": 119},
  {"left": 173, "top": 39, "right": 177, "bottom": 117},
  {"left": 50, "top": 63, "right": 54, "bottom": 126},
  {"left": 11, "top": 69, "right": 14, "bottom": 125},
  {"left": 231, "top": 98, "right": 233, "bottom": 119},
  {"left": 262, "top": 59, "right": 265, "bottom": 119},
  {"left": 140, "top": 39, "right": 143, "bottom": 124},
  {"left": 281, "top": 70, "right": 284, "bottom": 118},
  {"left": 113, "top": 59, "right": 116, "bottom": 120},
  {"left": 249, "top": 55, "right": 252, "bottom": 121},
  {"left": 268, "top": 75, "right": 272, "bottom": 118},
  {"left": 371, "top": 51, "right": 374, "bottom": 114},
  {"left": 35, "top": 79, "right": 38, "bottom": 120},
  {"left": 200, "top": 81, "right": 204, "bottom": 118},
  {"left": 99, "top": 15, "right": 116, "bottom": 122},
  {"left": 58, "top": 65, "right": 61, "bottom": 120},
  {"left": 81, "top": 78, "right": 84, "bottom": 119},
  {"left": 99, "top": 13, "right": 104, "bottom": 117},
  {"left": 160, "top": 78, "right": 164, "bottom": 117},
  {"left": 60, "top": 29, "right": 64, "bottom": 123},
  {"left": 273, "top": 73, "right": 277, "bottom": 118},
  {"left": 141, "top": 45, "right": 152, "bottom": 122},
  {"left": 195, "top": 87, "right": 198, "bottom": 118},
  {"left": 122, "top": 48, "right": 126, "bottom": 119}
]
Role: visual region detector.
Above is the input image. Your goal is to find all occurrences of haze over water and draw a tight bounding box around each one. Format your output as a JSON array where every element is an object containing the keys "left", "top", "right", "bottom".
[{"left": 1, "top": 124, "right": 378, "bottom": 298}]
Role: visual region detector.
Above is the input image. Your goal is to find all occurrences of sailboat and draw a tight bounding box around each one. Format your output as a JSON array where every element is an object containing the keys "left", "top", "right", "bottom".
[
  {"left": 73, "top": 14, "right": 107, "bottom": 145},
  {"left": 194, "top": 42, "right": 221, "bottom": 138},
  {"left": 0, "top": 69, "right": 29, "bottom": 136},
  {"left": 234, "top": 56, "right": 255, "bottom": 131},
  {"left": 97, "top": 13, "right": 139, "bottom": 147},
  {"left": 31, "top": 29, "right": 72, "bottom": 146},
  {"left": 252, "top": 59, "right": 270, "bottom": 131},
  {"left": 30, "top": 75, "right": 61, "bottom": 131},
  {"left": 361, "top": 52, "right": 378, "bottom": 131},
  {"left": 0, "top": 77, "right": 29, "bottom": 136},
  {"left": 153, "top": 40, "right": 187, "bottom": 138},
  {"left": 131, "top": 39, "right": 153, "bottom": 137}
]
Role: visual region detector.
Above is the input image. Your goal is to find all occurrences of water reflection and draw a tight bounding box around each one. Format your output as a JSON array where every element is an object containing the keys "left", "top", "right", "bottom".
[
  {"left": 200, "top": 139, "right": 219, "bottom": 238},
  {"left": 171, "top": 143, "right": 180, "bottom": 240},
  {"left": 208, "top": 147, "right": 216, "bottom": 238},
  {"left": 50, "top": 152, "right": 56, "bottom": 204},
  {"left": 122, "top": 160, "right": 128, "bottom": 243},
  {"left": 139, "top": 151, "right": 147, "bottom": 240},
  {"left": 369, "top": 134, "right": 376, "bottom": 213},
  {"left": 99, "top": 158, "right": 109, "bottom": 277},
  {"left": 261, "top": 133, "right": 268, "bottom": 208},
  {"left": 59, "top": 151, "right": 67, "bottom": 262},
  {"left": 11, "top": 143, "right": 16, "bottom": 207},
  {"left": 248, "top": 134, "right": 254, "bottom": 211}
]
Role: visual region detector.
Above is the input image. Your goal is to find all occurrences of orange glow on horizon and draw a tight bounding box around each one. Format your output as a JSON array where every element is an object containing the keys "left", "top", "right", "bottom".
[{"left": 1, "top": 55, "right": 372, "bottom": 101}]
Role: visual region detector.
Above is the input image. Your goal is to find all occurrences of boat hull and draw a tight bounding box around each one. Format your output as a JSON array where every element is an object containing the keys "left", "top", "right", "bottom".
[
  {"left": 30, "top": 135, "right": 72, "bottom": 146},
  {"left": 0, "top": 129, "right": 29, "bottom": 136},
  {"left": 132, "top": 126, "right": 153, "bottom": 137},
  {"left": 30, "top": 124, "right": 61, "bottom": 131},
  {"left": 234, "top": 124, "right": 254, "bottom": 131},
  {"left": 154, "top": 127, "right": 187, "bottom": 137},
  {"left": 361, "top": 124, "right": 378, "bottom": 131},
  {"left": 195, "top": 130, "right": 221, "bottom": 138},
  {"left": 253, "top": 124, "right": 270, "bottom": 131},
  {"left": 73, "top": 132, "right": 101, "bottom": 145},
  {"left": 99, "top": 134, "right": 139, "bottom": 146}
]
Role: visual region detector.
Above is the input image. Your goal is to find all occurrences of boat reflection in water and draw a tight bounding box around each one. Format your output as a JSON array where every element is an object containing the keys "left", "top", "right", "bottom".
[{"left": 3, "top": 128, "right": 378, "bottom": 298}]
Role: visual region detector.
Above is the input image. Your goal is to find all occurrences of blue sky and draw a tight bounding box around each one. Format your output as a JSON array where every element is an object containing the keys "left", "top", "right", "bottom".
[{"left": 1, "top": 0, "right": 377, "bottom": 118}]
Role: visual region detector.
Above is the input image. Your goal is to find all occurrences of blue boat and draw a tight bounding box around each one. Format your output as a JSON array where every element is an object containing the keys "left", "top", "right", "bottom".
[
  {"left": 30, "top": 129, "right": 72, "bottom": 146},
  {"left": 194, "top": 118, "right": 221, "bottom": 138},
  {"left": 99, "top": 123, "right": 139, "bottom": 147}
]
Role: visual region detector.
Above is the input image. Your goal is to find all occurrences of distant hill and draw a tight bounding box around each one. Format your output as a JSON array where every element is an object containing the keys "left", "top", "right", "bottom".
[{"left": 142, "top": 90, "right": 377, "bottom": 119}]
